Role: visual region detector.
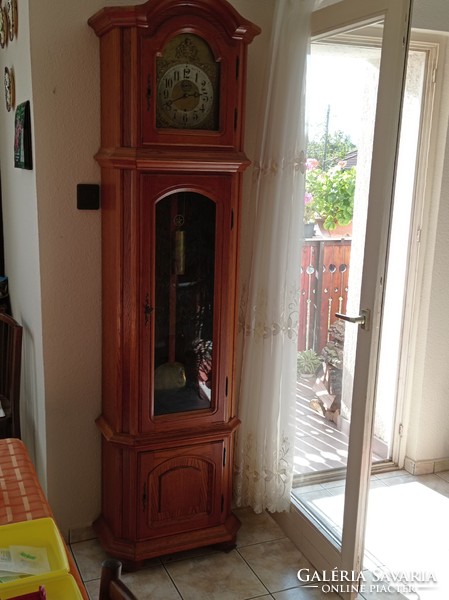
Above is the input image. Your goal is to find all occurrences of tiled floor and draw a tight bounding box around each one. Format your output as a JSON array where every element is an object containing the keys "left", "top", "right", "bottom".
[
  {"left": 70, "top": 507, "right": 341, "bottom": 599},
  {"left": 70, "top": 471, "right": 449, "bottom": 599}
]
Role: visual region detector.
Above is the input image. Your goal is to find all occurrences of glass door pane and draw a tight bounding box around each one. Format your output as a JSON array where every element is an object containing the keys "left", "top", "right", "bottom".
[
  {"left": 154, "top": 192, "right": 216, "bottom": 415},
  {"left": 295, "top": 27, "right": 385, "bottom": 535},
  {"left": 296, "top": 37, "right": 427, "bottom": 537}
]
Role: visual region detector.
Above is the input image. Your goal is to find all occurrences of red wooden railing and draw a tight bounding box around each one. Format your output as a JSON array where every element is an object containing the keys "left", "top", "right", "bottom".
[{"left": 298, "top": 239, "right": 351, "bottom": 352}]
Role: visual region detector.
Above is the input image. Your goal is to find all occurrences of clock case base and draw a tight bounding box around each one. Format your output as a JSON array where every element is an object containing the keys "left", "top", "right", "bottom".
[
  {"left": 95, "top": 418, "right": 240, "bottom": 566},
  {"left": 93, "top": 513, "right": 240, "bottom": 564}
]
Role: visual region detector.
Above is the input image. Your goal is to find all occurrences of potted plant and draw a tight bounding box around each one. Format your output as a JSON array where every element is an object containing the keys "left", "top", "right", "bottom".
[
  {"left": 305, "top": 160, "right": 356, "bottom": 233},
  {"left": 303, "top": 158, "right": 319, "bottom": 237},
  {"left": 303, "top": 191, "right": 316, "bottom": 237},
  {"left": 297, "top": 349, "right": 322, "bottom": 378}
]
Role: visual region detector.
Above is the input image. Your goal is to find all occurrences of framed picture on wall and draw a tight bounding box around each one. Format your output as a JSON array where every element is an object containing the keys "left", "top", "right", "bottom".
[{"left": 14, "top": 100, "right": 32, "bottom": 170}]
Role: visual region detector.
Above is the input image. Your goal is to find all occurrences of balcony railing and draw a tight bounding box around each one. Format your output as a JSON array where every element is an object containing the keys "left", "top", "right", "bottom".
[{"left": 299, "top": 238, "right": 351, "bottom": 352}]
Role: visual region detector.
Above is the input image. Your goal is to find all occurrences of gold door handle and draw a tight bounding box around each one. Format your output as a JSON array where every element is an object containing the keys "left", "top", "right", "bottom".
[{"left": 335, "top": 308, "right": 370, "bottom": 331}]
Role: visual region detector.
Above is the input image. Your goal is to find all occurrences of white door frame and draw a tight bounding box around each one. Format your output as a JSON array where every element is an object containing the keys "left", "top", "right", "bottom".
[{"left": 393, "top": 32, "right": 446, "bottom": 472}]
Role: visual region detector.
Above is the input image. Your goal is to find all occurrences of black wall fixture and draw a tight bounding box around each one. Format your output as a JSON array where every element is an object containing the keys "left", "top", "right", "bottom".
[{"left": 77, "top": 184, "right": 100, "bottom": 210}]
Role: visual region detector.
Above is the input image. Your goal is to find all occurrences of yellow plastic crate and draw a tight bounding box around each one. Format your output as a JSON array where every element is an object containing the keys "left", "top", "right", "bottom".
[
  {"left": 0, "top": 573, "right": 83, "bottom": 599},
  {"left": 0, "top": 518, "right": 69, "bottom": 592}
]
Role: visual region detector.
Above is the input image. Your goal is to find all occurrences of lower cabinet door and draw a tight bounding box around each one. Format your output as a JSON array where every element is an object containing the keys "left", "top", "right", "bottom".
[{"left": 138, "top": 440, "right": 225, "bottom": 539}]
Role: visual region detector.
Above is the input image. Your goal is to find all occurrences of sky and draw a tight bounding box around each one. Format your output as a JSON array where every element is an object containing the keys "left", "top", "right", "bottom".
[{"left": 306, "top": 44, "right": 381, "bottom": 148}]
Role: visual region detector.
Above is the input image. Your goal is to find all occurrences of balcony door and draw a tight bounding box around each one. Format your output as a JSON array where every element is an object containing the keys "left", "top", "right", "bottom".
[{"left": 276, "top": 1, "right": 412, "bottom": 596}]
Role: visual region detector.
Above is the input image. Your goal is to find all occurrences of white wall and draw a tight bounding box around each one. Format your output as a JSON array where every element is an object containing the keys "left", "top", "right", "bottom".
[
  {"left": 412, "top": 0, "right": 449, "bottom": 32},
  {"left": 404, "top": 1, "right": 449, "bottom": 464},
  {"left": 0, "top": 2, "right": 46, "bottom": 483},
  {"left": 1, "top": 0, "right": 274, "bottom": 538},
  {"left": 27, "top": 0, "right": 117, "bottom": 538}
]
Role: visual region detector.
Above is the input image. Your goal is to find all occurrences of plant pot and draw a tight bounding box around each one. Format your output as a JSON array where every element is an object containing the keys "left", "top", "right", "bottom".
[
  {"left": 329, "top": 222, "right": 352, "bottom": 237},
  {"left": 315, "top": 218, "right": 352, "bottom": 238},
  {"left": 304, "top": 222, "right": 315, "bottom": 238}
]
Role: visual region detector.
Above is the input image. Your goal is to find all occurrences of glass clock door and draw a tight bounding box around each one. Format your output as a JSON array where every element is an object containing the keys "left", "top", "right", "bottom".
[{"left": 153, "top": 192, "right": 216, "bottom": 416}]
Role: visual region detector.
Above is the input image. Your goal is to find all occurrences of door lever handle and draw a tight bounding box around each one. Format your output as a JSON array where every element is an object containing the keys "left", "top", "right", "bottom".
[{"left": 335, "top": 308, "right": 370, "bottom": 331}]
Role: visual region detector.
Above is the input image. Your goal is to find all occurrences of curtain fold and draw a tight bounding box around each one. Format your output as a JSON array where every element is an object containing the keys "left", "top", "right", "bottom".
[{"left": 234, "top": 0, "right": 312, "bottom": 513}]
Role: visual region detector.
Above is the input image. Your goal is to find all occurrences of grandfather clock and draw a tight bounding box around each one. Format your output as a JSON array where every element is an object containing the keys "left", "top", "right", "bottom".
[{"left": 88, "top": 0, "right": 260, "bottom": 561}]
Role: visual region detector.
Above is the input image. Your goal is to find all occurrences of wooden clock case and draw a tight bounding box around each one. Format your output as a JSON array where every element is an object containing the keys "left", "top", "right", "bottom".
[{"left": 88, "top": 0, "right": 260, "bottom": 562}]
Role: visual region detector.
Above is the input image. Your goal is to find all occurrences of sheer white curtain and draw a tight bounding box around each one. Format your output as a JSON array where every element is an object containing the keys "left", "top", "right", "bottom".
[{"left": 234, "top": 0, "right": 312, "bottom": 513}]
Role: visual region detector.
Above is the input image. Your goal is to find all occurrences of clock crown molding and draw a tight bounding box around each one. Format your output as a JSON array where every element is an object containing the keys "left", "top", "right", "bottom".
[
  {"left": 88, "top": 0, "right": 261, "bottom": 43},
  {"left": 95, "top": 147, "right": 251, "bottom": 172}
]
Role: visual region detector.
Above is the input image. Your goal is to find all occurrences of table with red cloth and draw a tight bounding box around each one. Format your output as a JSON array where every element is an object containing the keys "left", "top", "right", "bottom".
[{"left": 0, "top": 438, "right": 88, "bottom": 599}]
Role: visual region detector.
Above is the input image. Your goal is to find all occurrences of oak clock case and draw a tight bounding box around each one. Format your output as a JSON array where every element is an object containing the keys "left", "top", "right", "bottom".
[{"left": 88, "top": 0, "right": 260, "bottom": 563}]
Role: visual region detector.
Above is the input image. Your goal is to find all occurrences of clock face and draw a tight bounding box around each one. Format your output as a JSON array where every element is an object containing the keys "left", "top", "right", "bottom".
[
  {"left": 157, "top": 64, "right": 214, "bottom": 129},
  {"left": 156, "top": 35, "right": 220, "bottom": 131}
]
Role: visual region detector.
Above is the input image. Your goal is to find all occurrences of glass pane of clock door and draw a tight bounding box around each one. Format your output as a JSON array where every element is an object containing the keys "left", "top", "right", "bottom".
[{"left": 154, "top": 192, "right": 216, "bottom": 416}]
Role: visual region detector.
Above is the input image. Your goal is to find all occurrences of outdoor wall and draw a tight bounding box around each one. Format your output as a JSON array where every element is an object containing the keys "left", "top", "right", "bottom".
[{"left": 0, "top": 0, "right": 273, "bottom": 538}]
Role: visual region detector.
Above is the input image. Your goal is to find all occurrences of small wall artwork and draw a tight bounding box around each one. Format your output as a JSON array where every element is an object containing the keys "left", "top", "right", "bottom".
[{"left": 14, "top": 100, "right": 32, "bottom": 169}]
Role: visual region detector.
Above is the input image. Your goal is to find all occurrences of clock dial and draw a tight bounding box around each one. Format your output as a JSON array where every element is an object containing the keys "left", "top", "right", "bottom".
[
  {"left": 157, "top": 64, "right": 214, "bottom": 129},
  {"left": 156, "top": 34, "right": 220, "bottom": 131}
]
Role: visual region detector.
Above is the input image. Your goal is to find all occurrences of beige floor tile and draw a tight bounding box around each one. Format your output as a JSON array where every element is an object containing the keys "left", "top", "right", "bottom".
[
  {"left": 381, "top": 473, "right": 418, "bottom": 486},
  {"left": 238, "top": 538, "right": 311, "bottom": 593},
  {"left": 358, "top": 586, "right": 409, "bottom": 599},
  {"left": 374, "top": 469, "right": 408, "bottom": 481},
  {"left": 120, "top": 564, "right": 182, "bottom": 599},
  {"left": 273, "top": 586, "right": 340, "bottom": 599},
  {"left": 234, "top": 507, "right": 286, "bottom": 547},
  {"left": 418, "top": 473, "right": 449, "bottom": 497},
  {"left": 83, "top": 577, "right": 100, "bottom": 600},
  {"left": 435, "top": 470, "right": 449, "bottom": 482},
  {"left": 165, "top": 549, "right": 268, "bottom": 600},
  {"left": 71, "top": 539, "right": 110, "bottom": 582},
  {"left": 71, "top": 538, "right": 161, "bottom": 582}
]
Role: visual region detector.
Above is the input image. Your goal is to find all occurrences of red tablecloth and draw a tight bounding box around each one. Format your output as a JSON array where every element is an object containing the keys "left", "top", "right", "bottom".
[{"left": 0, "top": 438, "right": 88, "bottom": 599}]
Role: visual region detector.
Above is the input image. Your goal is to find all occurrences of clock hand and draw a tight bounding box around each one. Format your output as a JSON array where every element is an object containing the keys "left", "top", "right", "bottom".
[
  {"left": 164, "top": 92, "right": 190, "bottom": 108},
  {"left": 163, "top": 90, "right": 208, "bottom": 111},
  {"left": 171, "top": 92, "right": 189, "bottom": 102},
  {"left": 172, "top": 91, "right": 208, "bottom": 103}
]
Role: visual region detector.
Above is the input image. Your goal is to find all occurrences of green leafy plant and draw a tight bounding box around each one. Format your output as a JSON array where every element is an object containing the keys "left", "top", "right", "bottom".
[
  {"left": 297, "top": 349, "right": 322, "bottom": 376},
  {"left": 305, "top": 160, "right": 356, "bottom": 230},
  {"left": 307, "top": 130, "right": 356, "bottom": 171}
]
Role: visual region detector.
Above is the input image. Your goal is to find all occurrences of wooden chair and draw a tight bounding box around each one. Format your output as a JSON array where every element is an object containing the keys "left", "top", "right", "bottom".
[
  {"left": 99, "top": 559, "right": 139, "bottom": 600},
  {"left": 0, "top": 312, "right": 22, "bottom": 439}
]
